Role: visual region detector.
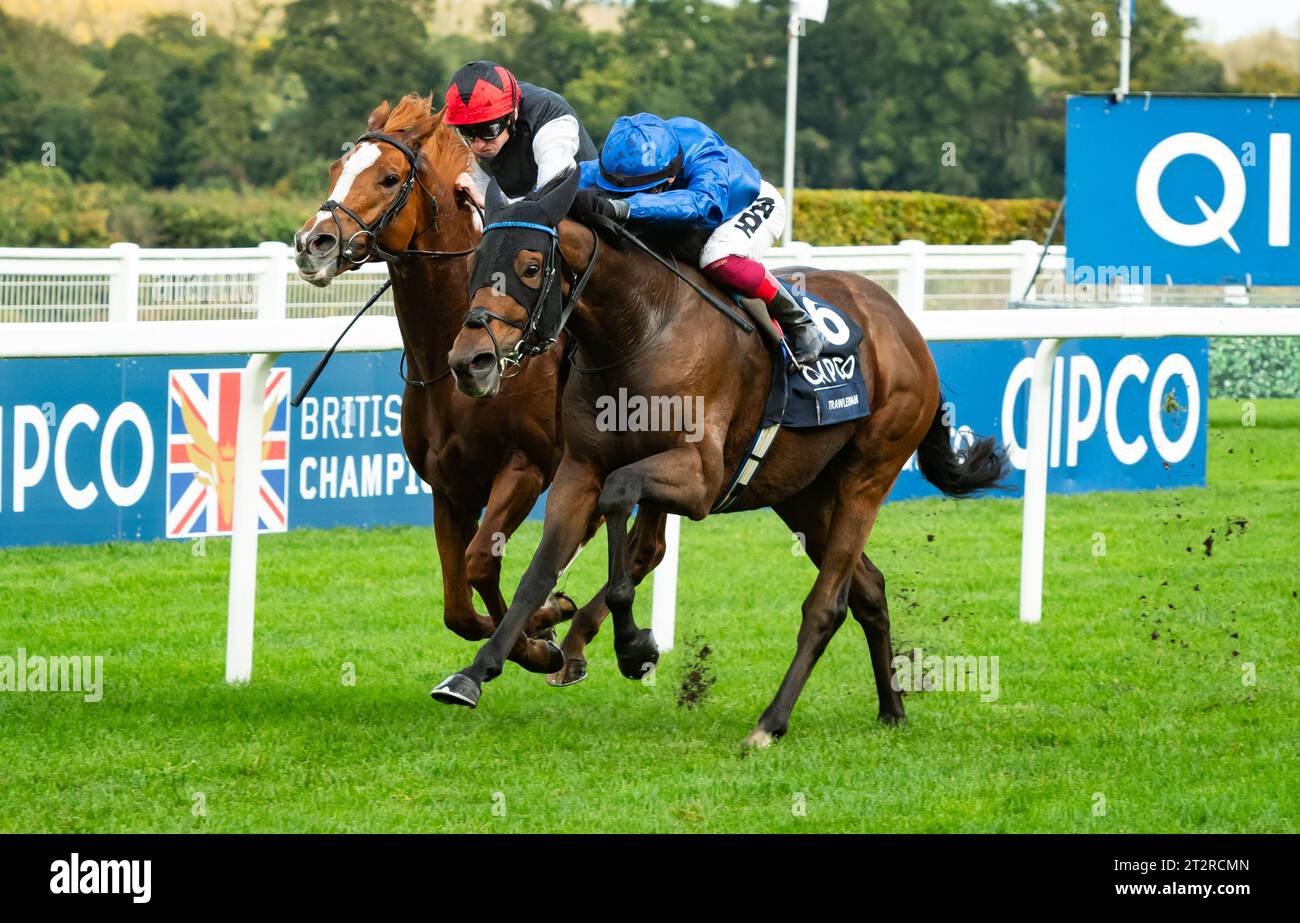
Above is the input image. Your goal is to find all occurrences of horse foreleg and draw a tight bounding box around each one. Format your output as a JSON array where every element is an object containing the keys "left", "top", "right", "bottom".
[
  {"left": 552, "top": 505, "right": 668, "bottom": 686},
  {"left": 593, "top": 448, "right": 717, "bottom": 679},
  {"left": 466, "top": 455, "right": 543, "bottom": 625},
  {"left": 432, "top": 493, "right": 495, "bottom": 640},
  {"left": 431, "top": 460, "right": 603, "bottom": 708},
  {"left": 522, "top": 515, "right": 605, "bottom": 646},
  {"left": 850, "top": 553, "right": 906, "bottom": 724},
  {"left": 463, "top": 455, "right": 573, "bottom": 669}
]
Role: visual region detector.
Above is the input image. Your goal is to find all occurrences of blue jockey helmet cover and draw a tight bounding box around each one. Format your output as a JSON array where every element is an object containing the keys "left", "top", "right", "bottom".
[{"left": 597, "top": 113, "right": 685, "bottom": 193}]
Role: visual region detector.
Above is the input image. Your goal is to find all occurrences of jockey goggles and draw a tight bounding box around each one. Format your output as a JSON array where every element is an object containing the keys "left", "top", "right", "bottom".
[{"left": 456, "top": 115, "right": 514, "bottom": 143}]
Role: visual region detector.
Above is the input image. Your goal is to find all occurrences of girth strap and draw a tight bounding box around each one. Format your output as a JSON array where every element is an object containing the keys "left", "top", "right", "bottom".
[{"left": 711, "top": 338, "right": 794, "bottom": 514}]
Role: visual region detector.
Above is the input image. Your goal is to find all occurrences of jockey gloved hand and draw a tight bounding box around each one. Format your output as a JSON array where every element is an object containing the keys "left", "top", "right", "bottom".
[{"left": 573, "top": 189, "right": 630, "bottom": 223}]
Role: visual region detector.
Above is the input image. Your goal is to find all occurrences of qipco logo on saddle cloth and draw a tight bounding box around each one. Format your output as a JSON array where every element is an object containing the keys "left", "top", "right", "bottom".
[
  {"left": 798, "top": 298, "right": 856, "bottom": 386},
  {"left": 781, "top": 298, "right": 870, "bottom": 429}
]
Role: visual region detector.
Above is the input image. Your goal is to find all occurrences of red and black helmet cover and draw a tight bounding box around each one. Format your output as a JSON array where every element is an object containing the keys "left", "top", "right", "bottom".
[{"left": 444, "top": 61, "right": 520, "bottom": 126}]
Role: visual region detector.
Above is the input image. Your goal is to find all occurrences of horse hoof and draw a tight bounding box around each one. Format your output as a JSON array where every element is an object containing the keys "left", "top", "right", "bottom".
[
  {"left": 547, "top": 591, "right": 577, "bottom": 619},
  {"left": 527, "top": 625, "right": 558, "bottom": 644},
  {"left": 741, "top": 728, "right": 776, "bottom": 750},
  {"left": 547, "top": 658, "right": 588, "bottom": 687},
  {"left": 431, "top": 673, "right": 481, "bottom": 708},
  {"left": 616, "top": 628, "right": 660, "bottom": 680},
  {"left": 544, "top": 640, "right": 566, "bottom": 674},
  {"left": 878, "top": 711, "right": 907, "bottom": 727}
]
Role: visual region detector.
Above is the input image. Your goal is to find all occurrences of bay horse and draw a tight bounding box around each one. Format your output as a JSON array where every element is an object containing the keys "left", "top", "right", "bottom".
[
  {"left": 292, "top": 95, "right": 654, "bottom": 676},
  {"left": 435, "top": 168, "right": 1010, "bottom": 745}
]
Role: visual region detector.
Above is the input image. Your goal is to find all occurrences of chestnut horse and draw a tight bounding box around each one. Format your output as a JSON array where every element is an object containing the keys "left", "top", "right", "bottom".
[
  {"left": 434, "top": 169, "right": 1009, "bottom": 745},
  {"left": 293, "top": 95, "right": 627, "bottom": 675}
]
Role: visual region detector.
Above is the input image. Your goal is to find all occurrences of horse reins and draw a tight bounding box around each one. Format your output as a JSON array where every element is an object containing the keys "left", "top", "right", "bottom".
[
  {"left": 584, "top": 214, "right": 755, "bottom": 334},
  {"left": 468, "top": 215, "right": 753, "bottom": 379}
]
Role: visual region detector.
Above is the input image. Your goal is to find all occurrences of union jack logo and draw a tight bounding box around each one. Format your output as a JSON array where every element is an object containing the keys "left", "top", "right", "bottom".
[{"left": 166, "top": 368, "right": 291, "bottom": 538}]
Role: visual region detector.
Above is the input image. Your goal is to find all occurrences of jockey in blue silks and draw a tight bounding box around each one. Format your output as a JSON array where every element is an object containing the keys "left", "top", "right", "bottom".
[{"left": 574, "top": 113, "right": 826, "bottom": 367}]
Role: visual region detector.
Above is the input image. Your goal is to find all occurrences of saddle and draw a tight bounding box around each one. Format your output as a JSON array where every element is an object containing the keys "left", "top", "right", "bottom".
[{"left": 712, "top": 289, "right": 870, "bottom": 513}]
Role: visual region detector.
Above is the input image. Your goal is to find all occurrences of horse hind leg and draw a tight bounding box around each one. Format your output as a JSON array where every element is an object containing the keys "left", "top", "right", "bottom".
[
  {"left": 778, "top": 498, "right": 906, "bottom": 728},
  {"left": 551, "top": 506, "right": 667, "bottom": 687},
  {"left": 850, "top": 554, "right": 906, "bottom": 724},
  {"left": 748, "top": 472, "right": 893, "bottom": 748}
]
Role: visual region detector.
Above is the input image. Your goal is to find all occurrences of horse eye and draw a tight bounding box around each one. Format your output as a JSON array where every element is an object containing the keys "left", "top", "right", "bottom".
[
  {"left": 524, "top": 263, "right": 540, "bottom": 277},
  {"left": 381, "top": 174, "right": 399, "bottom": 188}
]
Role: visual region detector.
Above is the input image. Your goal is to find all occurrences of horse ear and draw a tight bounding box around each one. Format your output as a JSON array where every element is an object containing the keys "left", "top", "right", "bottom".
[
  {"left": 537, "top": 167, "right": 581, "bottom": 227},
  {"left": 397, "top": 113, "right": 439, "bottom": 149},
  {"left": 367, "top": 101, "right": 392, "bottom": 132},
  {"left": 484, "top": 178, "right": 511, "bottom": 221}
]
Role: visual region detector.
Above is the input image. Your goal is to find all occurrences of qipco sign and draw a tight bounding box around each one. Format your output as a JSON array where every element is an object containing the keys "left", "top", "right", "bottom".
[
  {"left": 0, "top": 353, "right": 433, "bottom": 548},
  {"left": 1067, "top": 95, "right": 1298, "bottom": 285},
  {"left": 891, "top": 338, "right": 1208, "bottom": 501},
  {"left": 0, "top": 341, "right": 1206, "bottom": 547}
]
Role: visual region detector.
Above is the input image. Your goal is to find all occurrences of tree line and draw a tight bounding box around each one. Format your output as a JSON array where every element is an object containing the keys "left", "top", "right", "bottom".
[{"left": 0, "top": 0, "right": 1290, "bottom": 201}]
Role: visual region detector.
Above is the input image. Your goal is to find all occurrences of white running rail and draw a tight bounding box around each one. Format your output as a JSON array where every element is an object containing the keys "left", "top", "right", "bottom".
[
  {"left": 0, "top": 239, "right": 1062, "bottom": 321},
  {"left": 3, "top": 242, "right": 1298, "bottom": 679}
]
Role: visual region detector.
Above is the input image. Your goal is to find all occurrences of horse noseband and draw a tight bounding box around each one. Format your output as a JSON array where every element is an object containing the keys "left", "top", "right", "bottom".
[
  {"left": 463, "top": 303, "right": 530, "bottom": 377},
  {"left": 319, "top": 131, "right": 434, "bottom": 265}
]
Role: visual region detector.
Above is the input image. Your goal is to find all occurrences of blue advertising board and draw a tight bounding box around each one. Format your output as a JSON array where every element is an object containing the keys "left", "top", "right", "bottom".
[
  {"left": 0, "top": 352, "right": 433, "bottom": 548},
  {"left": 890, "top": 338, "right": 1207, "bottom": 501},
  {"left": 0, "top": 340, "right": 1207, "bottom": 547},
  {"left": 1067, "top": 94, "right": 1299, "bottom": 285}
]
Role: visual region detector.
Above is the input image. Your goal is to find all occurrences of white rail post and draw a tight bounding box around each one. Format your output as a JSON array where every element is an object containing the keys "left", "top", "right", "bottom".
[
  {"left": 1116, "top": 0, "right": 1132, "bottom": 100},
  {"left": 1008, "top": 238, "right": 1041, "bottom": 304},
  {"left": 256, "top": 241, "right": 291, "bottom": 321},
  {"left": 651, "top": 513, "right": 681, "bottom": 652},
  {"left": 1019, "top": 337, "right": 1062, "bottom": 624},
  {"left": 781, "top": 9, "right": 801, "bottom": 245},
  {"left": 897, "top": 238, "right": 927, "bottom": 314},
  {"left": 226, "top": 351, "right": 279, "bottom": 683},
  {"left": 107, "top": 242, "right": 140, "bottom": 323}
]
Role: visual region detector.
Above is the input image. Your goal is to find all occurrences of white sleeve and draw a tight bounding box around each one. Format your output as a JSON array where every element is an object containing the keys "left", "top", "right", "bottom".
[
  {"left": 468, "top": 158, "right": 489, "bottom": 193},
  {"left": 531, "top": 114, "right": 581, "bottom": 190}
]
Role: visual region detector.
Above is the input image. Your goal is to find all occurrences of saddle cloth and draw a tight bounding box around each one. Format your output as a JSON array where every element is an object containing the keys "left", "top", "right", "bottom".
[
  {"left": 712, "top": 290, "right": 870, "bottom": 512},
  {"left": 780, "top": 291, "right": 871, "bottom": 429}
]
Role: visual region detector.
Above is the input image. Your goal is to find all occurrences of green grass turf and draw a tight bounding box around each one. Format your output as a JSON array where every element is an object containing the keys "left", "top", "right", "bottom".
[{"left": 1, "top": 399, "right": 1296, "bottom": 832}]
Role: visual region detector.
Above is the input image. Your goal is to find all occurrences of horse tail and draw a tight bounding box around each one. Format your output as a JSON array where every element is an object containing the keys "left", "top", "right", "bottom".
[{"left": 916, "top": 396, "right": 1011, "bottom": 498}]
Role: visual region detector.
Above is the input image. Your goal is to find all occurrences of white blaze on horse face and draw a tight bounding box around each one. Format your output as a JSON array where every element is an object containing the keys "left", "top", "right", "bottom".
[{"left": 311, "top": 142, "right": 383, "bottom": 231}]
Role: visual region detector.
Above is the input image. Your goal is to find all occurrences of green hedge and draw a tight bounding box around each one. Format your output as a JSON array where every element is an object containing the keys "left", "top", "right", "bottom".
[
  {"left": 1210, "top": 337, "right": 1300, "bottom": 399},
  {"left": 0, "top": 163, "right": 113, "bottom": 246},
  {"left": 1, "top": 166, "right": 1063, "bottom": 249},
  {"left": 793, "top": 188, "right": 1062, "bottom": 245},
  {"left": 113, "top": 187, "right": 320, "bottom": 248},
  {"left": 0, "top": 165, "right": 319, "bottom": 248}
]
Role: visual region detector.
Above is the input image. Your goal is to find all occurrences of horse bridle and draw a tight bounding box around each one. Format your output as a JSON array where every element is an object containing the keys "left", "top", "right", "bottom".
[
  {"left": 318, "top": 129, "right": 478, "bottom": 265},
  {"left": 463, "top": 220, "right": 600, "bottom": 378},
  {"left": 293, "top": 128, "right": 481, "bottom": 407}
]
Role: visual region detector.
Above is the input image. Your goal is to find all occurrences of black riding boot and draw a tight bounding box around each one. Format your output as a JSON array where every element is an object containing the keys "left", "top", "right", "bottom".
[{"left": 767, "top": 281, "right": 827, "bottom": 369}]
